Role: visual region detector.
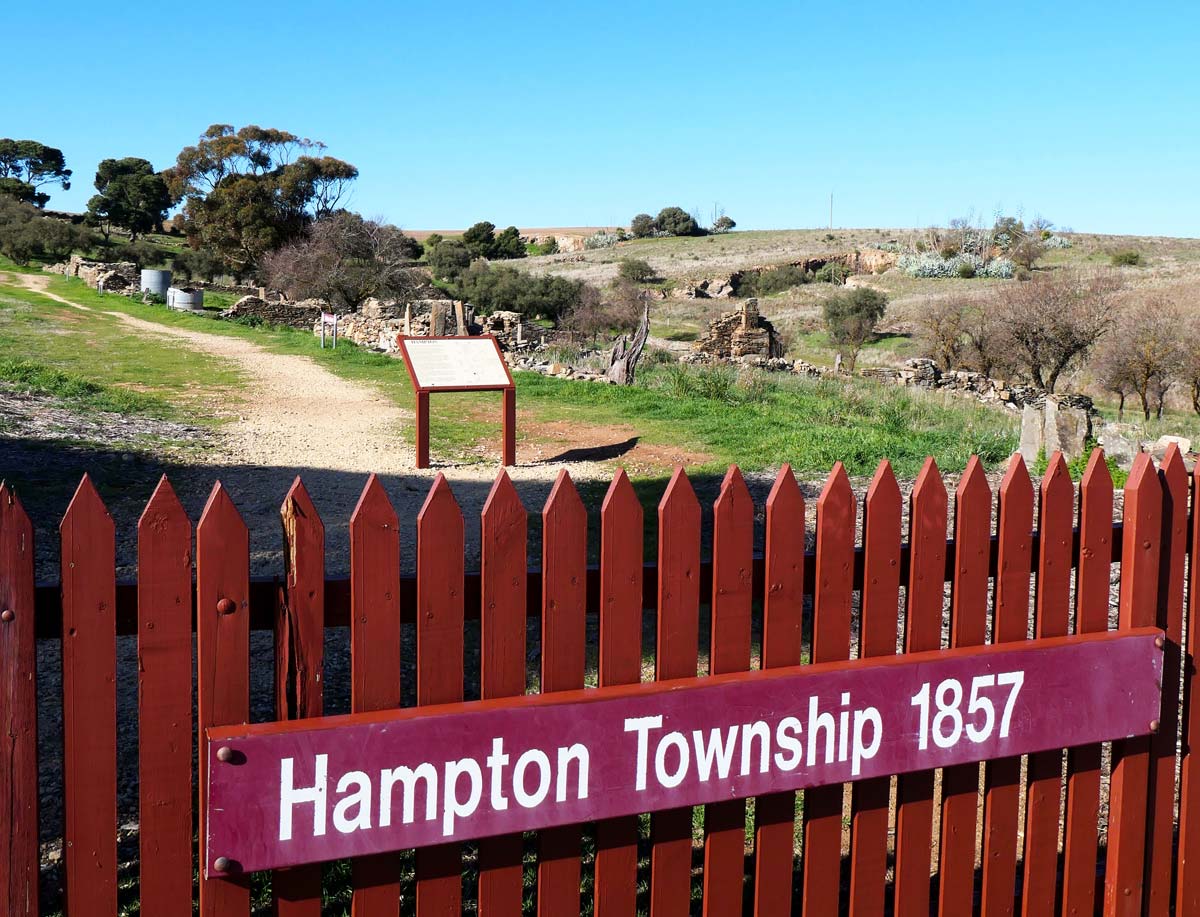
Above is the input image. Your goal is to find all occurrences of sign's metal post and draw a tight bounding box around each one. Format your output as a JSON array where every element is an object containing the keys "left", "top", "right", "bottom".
[{"left": 415, "top": 392, "right": 430, "bottom": 469}]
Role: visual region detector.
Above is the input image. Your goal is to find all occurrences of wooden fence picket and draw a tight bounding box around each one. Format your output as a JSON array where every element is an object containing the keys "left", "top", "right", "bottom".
[
  {"left": 1061, "top": 450, "right": 1114, "bottom": 916},
  {"left": 349, "top": 474, "right": 403, "bottom": 915},
  {"left": 594, "top": 469, "right": 643, "bottom": 917},
  {"left": 136, "top": 476, "right": 194, "bottom": 916},
  {"left": 197, "top": 483, "right": 251, "bottom": 917},
  {"left": 980, "top": 456, "right": 1034, "bottom": 916},
  {"left": 938, "top": 456, "right": 992, "bottom": 914},
  {"left": 478, "top": 470, "right": 527, "bottom": 917},
  {"left": 274, "top": 478, "right": 326, "bottom": 916},
  {"left": 801, "top": 462, "right": 855, "bottom": 915},
  {"left": 753, "top": 465, "right": 804, "bottom": 917},
  {"left": 60, "top": 475, "right": 118, "bottom": 917},
  {"left": 0, "top": 483, "right": 37, "bottom": 915},
  {"left": 893, "top": 458, "right": 947, "bottom": 917},
  {"left": 416, "top": 475, "right": 466, "bottom": 916},
  {"left": 1020, "top": 453, "right": 1074, "bottom": 916},
  {"left": 1144, "top": 445, "right": 1189, "bottom": 915},
  {"left": 702, "top": 466, "right": 754, "bottom": 915},
  {"left": 848, "top": 461, "right": 901, "bottom": 917},
  {"left": 1178, "top": 457, "right": 1200, "bottom": 916},
  {"left": 538, "top": 470, "right": 588, "bottom": 916},
  {"left": 1104, "top": 453, "right": 1162, "bottom": 915},
  {"left": 650, "top": 468, "right": 701, "bottom": 917}
]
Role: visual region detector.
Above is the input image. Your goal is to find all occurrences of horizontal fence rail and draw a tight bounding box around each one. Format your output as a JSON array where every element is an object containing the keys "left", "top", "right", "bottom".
[{"left": 1, "top": 446, "right": 1197, "bottom": 917}]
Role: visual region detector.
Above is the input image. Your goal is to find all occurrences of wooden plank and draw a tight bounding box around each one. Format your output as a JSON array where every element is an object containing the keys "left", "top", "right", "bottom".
[
  {"left": 349, "top": 474, "right": 403, "bottom": 916},
  {"left": 0, "top": 483, "right": 38, "bottom": 915},
  {"left": 651, "top": 467, "right": 701, "bottom": 917},
  {"left": 1143, "top": 445, "right": 1188, "bottom": 916},
  {"left": 538, "top": 470, "right": 587, "bottom": 917},
  {"left": 1020, "top": 453, "right": 1073, "bottom": 916},
  {"left": 702, "top": 466, "right": 754, "bottom": 916},
  {"left": 981, "top": 455, "right": 1034, "bottom": 917},
  {"left": 136, "top": 477, "right": 194, "bottom": 916},
  {"left": 801, "top": 462, "right": 855, "bottom": 915},
  {"left": 848, "top": 461, "right": 901, "bottom": 917},
  {"left": 60, "top": 475, "right": 118, "bottom": 917},
  {"left": 198, "top": 483, "right": 251, "bottom": 916},
  {"left": 416, "top": 474, "right": 466, "bottom": 916},
  {"left": 274, "top": 478, "right": 326, "bottom": 916},
  {"left": 753, "top": 465, "right": 804, "bottom": 917},
  {"left": 594, "top": 469, "right": 644, "bottom": 917},
  {"left": 1103, "top": 453, "right": 1162, "bottom": 915},
  {"left": 1178, "top": 457, "right": 1200, "bottom": 916},
  {"left": 938, "top": 455, "right": 992, "bottom": 915},
  {"left": 1061, "top": 450, "right": 1113, "bottom": 917},
  {"left": 893, "top": 458, "right": 947, "bottom": 917},
  {"left": 478, "top": 470, "right": 527, "bottom": 917}
]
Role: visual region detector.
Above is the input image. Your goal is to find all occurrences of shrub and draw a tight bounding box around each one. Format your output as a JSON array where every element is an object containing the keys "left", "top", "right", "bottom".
[
  {"left": 0, "top": 197, "right": 93, "bottom": 264},
  {"left": 121, "top": 240, "right": 169, "bottom": 268},
  {"left": 736, "top": 264, "right": 811, "bottom": 296},
  {"left": 956, "top": 261, "right": 976, "bottom": 278},
  {"left": 1042, "top": 234, "right": 1072, "bottom": 249},
  {"left": 822, "top": 287, "right": 888, "bottom": 372},
  {"left": 656, "top": 206, "right": 701, "bottom": 237},
  {"left": 452, "top": 261, "right": 592, "bottom": 324},
  {"left": 712, "top": 215, "right": 736, "bottom": 234},
  {"left": 813, "top": 262, "right": 851, "bottom": 284},
  {"left": 1111, "top": 250, "right": 1142, "bottom": 266},
  {"left": 427, "top": 239, "right": 472, "bottom": 279},
  {"left": 617, "top": 258, "right": 656, "bottom": 283},
  {"left": 584, "top": 230, "right": 620, "bottom": 250},
  {"left": 171, "top": 247, "right": 225, "bottom": 281},
  {"left": 898, "top": 252, "right": 1014, "bottom": 279}
]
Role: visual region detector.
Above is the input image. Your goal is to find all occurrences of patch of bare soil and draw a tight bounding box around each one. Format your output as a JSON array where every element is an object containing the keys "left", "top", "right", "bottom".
[{"left": 521, "top": 418, "right": 714, "bottom": 472}]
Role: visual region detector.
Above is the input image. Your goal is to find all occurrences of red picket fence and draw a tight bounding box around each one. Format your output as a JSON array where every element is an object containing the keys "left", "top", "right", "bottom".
[{"left": 1, "top": 445, "right": 1198, "bottom": 916}]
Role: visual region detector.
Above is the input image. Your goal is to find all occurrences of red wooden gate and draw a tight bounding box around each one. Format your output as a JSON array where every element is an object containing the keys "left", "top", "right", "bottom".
[{"left": 1, "top": 445, "right": 1197, "bottom": 916}]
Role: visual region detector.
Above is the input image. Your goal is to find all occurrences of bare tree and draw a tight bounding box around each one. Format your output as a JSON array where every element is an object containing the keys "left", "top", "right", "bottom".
[
  {"left": 914, "top": 297, "right": 968, "bottom": 370},
  {"left": 997, "top": 270, "right": 1124, "bottom": 392},
  {"left": 962, "top": 301, "right": 1011, "bottom": 377},
  {"left": 1179, "top": 313, "right": 1200, "bottom": 416},
  {"left": 1092, "top": 297, "right": 1183, "bottom": 420}
]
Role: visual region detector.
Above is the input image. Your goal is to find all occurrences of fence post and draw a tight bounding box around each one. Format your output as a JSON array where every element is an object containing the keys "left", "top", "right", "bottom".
[
  {"left": 702, "top": 466, "right": 754, "bottom": 915},
  {"left": 1104, "top": 453, "right": 1163, "bottom": 915},
  {"left": 848, "top": 461, "right": 901, "bottom": 916},
  {"left": 137, "top": 477, "right": 194, "bottom": 916},
  {"left": 60, "top": 475, "right": 118, "bottom": 917},
  {"left": 801, "top": 462, "right": 855, "bottom": 915},
  {"left": 754, "top": 465, "right": 804, "bottom": 917},
  {"left": 0, "top": 483, "right": 37, "bottom": 915},
  {"left": 197, "top": 483, "right": 251, "bottom": 917},
  {"left": 478, "top": 470, "right": 527, "bottom": 917},
  {"left": 938, "top": 456, "right": 993, "bottom": 914},
  {"left": 349, "top": 474, "right": 403, "bottom": 914},
  {"left": 594, "top": 469, "right": 643, "bottom": 917},
  {"left": 1177, "top": 457, "right": 1200, "bottom": 915},
  {"left": 893, "top": 458, "right": 947, "bottom": 917},
  {"left": 538, "top": 470, "right": 587, "bottom": 915},
  {"left": 650, "top": 468, "right": 701, "bottom": 917},
  {"left": 1021, "top": 453, "right": 1074, "bottom": 915},
  {"left": 416, "top": 475, "right": 465, "bottom": 915}
]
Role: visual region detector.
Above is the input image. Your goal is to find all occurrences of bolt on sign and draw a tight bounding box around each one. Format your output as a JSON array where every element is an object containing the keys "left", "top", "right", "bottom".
[{"left": 205, "top": 628, "right": 1163, "bottom": 876}]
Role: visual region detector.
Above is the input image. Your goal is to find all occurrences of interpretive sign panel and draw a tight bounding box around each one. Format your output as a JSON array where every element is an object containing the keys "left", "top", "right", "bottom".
[
  {"left": 398, "top": 336, "right": 513, "bottom": 391},
  {"left": 205, "top": 628, "right": 1162, "bottom": 875}
]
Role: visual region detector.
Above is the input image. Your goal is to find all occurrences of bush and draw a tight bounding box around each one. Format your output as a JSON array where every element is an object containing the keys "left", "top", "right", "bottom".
[
  {"left": 656, "top": 206, "right": 702, "bottom": 237},
  {"left": 956, "top": 261, "right": 976, "bottom": 278},
  {"left": 617, "top": 258, "right": 656, "bottom": 283},
  {"left": 735, "top": 264, "right": 811, "bottom": 297},
  {"left": 171, "top": 247, "right": 225, "bottom": 282},
  {"left": 427, "top": 239, "right": 472, "bottom": 279},
  {"left": 451, "top": 261, "right": 591, "bottom": 323},
  {"left": 1042, "top": 234, "right": 1072, "bottom": 249},
  {"left": 0, "top": 197, "right": 93, "bottom": 264},
  {"left": 1111, "top": 250, "right": 1142, "bottom": 266},
  {"left": 712, "top": 215, "right": 736, "bottom": 234},
  {"left": 121, "top": 240, "right": 169, "bottom": 268},
  {"left": 898, "top": 252, "right": 1014, "bottom": 279},
  {"left": 813, "top": 262, "right": 851, "bottom": 284},
  {"left": 584, "top": 230, "right": 620, "bottom": 250},
  {"left": 822, "top": 287, "right": 888, "bottom": 372}
]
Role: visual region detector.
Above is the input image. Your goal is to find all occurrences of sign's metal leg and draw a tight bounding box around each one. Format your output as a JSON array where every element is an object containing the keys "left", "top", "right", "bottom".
[
  {"left": 416, "top": 391, "right": 430, "bottom": 469},
  {"left": 502, "top": 388, "right": 516, "bottom": 467}
]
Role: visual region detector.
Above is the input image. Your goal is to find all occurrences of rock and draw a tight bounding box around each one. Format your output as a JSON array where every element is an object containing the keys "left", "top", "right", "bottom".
[
  {"left": 1098, "top": 423, "right": 1139, "bottom": 470},
  {"left": 1042, "top": 396, "right": 1091, "bottom": 462},
  {"left": 547, "top": 363, "right": 567, "bottom": 375},
  {"left": 1019, "top": 405, "right": 1044, "bottom": 465},
  {"left": 691, "top": 299, "right": 785, "bottom": 362},
  {"left": 1151, "top": 434, "right": 1192, "bottom": 461}
]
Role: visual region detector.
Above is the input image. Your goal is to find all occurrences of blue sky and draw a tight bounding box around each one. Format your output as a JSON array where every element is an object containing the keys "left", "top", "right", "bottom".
[{"left": 5, "top": 1, "right": 1197, "bottom": 235}]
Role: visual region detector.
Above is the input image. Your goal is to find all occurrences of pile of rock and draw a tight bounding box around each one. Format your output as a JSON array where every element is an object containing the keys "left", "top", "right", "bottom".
[
  {"left": 864, "top": 359, "right": 1096, "bottom": 415},
  {"left": 222, "top": 296, "right": 326, "bottom": 328},
  {"left": 686, "top": 300, "right": 785, "bottom": 363},
  {"left": 510, "top": 354, "right": 612, "bottom": 383},
  {"left": 44, "top": 255, "right": 139, "bottom": 291}
]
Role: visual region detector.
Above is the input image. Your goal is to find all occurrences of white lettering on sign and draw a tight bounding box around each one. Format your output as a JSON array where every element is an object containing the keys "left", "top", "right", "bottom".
[{"left": 911, "top": 670, "right": 1024, "bottom": 751}]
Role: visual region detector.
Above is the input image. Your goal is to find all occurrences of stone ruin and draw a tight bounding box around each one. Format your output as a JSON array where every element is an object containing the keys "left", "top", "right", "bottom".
[
  {"left": 685, "top": 299, "right": 785, "bottom": 363},
  {"left": 44, "top": 255, "right": 139, "bottom": 291}
]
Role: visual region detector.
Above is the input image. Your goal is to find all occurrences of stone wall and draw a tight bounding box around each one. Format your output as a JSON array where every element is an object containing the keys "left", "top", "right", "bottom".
[
  {"left": 45, "top": 256, "right": 139, "bottom": 291},
  {"left": 221, "top": 296, "right": 326, "bottom": 328},
  {"left": 685, "top": 299, "right": 785, "bottom": 362}
]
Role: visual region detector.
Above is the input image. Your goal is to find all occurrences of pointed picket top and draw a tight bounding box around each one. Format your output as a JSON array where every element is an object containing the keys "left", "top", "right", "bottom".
[
  {"left": 417, "top": 472, "right": 462, "bottom": 529},
  {"left": 601, "top": 467, "right": 642, "bottom": 524},
  {"left": 281, "top": 475, "right": 324, "bottom": 536},
  {"left": 950, "top": 455, "right": 992, "bottom": 650},
  {"left": 765, "top": 463, "right": 802, "bottom": 519},
  {"left": 999, "top": 451, "right": 1034, "bottom": 503},
  {"left": 658, "top": 464, "right": 699, "bottom": 521},
  {"left": 1036, "top": 452, "right": 1074, "bottom": 638},
  {"left": 1040, "top": 452, "right": 1074, "bottom": 542},
  {"left": 1040, "top": 452, "right": 1072, "bottom": 503},
  {"left": 860, "top": 459, "right": 901, "bottom": 661},
  {"left": 197, "top": 480, "right": 246, "bottom": 533},
  {"left": 0, "top": 479, "right": 32, "bottom": 537},
  {"left": 909, "top": 456, "right": 948, "bottom": 550},
  {"left": 865, "top": 459, "right": 901, "bottom": 512},
  {"left": 350, "top": 473, "right": 397, "bottom": 532},
  {"left": 1160, "top": 440, "right": 1189, "bottom": 497},
  {"left": 1080, "top": 447, "right": 1114, "bottom": 498},
  {"left": 716, "top": 463, "right": 752, "bottom": 509},
  {"left": 1118, "top": 452, "right": 1163, "bottom": 629},
  {"left": 956, "top": 454, "right": 992, "bottom": 513},
  {"left": 138, "top": 475, "right": 187, "bottom": 532},
  {"left": 544, "top": 467, "right": 585, "bottom": 522},
  {"left": 816, "top": 461, "right": 854, "bottom": 521},
  {"left": 482, "top": 467, "right": 524, "bottom": 522},
  {"left": 60, "top": 473, "right": 113, "bottom": 535}
]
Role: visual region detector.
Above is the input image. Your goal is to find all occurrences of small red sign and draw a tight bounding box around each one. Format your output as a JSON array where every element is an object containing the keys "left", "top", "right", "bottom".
[{"left": 205, "top": 629, "right": 1162, "bottom": 875}]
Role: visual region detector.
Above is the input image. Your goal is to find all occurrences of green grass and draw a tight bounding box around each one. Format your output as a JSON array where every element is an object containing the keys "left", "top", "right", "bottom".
[{"left": 0, "top": 357, "right": 175, "bottom": 417}]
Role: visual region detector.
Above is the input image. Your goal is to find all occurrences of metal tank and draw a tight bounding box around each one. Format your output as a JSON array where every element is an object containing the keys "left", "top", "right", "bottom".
[
  {"left": 167, "top": 287, "right": 204, "bottom": 311},
  {"left": 140, "top": 269, "right": 172, "bottom": 299}
]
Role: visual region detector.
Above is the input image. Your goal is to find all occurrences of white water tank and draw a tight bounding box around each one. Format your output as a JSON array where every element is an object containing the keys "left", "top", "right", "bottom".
[
  {"left": 167, "top": 287, "right": 204, "bottom": 311},
  {"left": 140, "top": 269, "right": 172, "bottom": 299}
]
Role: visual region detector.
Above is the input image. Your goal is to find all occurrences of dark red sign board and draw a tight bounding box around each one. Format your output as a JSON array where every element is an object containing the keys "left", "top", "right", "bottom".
[{"left": 206, "top": 628, "right": 1162, "bottom": 875}]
